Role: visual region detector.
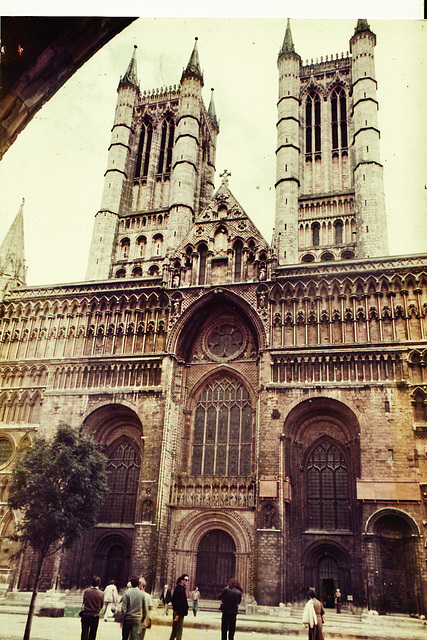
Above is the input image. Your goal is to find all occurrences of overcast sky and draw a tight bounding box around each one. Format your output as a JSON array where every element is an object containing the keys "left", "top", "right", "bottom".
[{"left": 0, "top": 9, "right": 426, "bottom": 285}]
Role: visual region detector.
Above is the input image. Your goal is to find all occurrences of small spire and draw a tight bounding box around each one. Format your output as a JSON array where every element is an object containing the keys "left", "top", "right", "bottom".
[
  {"left": 181, "top": 37, "right": 204, "bottom": 86},
  {"left": 208, "top": 88, "right": 219, "bottom": 131},
  {"left": 354, "top": 19, "right": 371, "bottom": 34},
  {"left": 0, "top": 198, "right": 26, "bottom": 286},
  {"left": 278, "top": 18, "right": 296, "bottom": 57},
  {"left": 120, "top": 45, "right": 139, "bottom": 88}
]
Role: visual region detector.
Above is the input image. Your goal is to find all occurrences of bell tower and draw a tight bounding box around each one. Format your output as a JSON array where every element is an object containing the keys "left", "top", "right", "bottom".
[{"left": 273, "top": 19, "right": 388, "bottom": 266}]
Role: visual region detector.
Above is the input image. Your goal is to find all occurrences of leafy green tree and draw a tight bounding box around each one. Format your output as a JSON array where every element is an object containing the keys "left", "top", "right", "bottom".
[{"left": 8, "top": 424, "right": 108, "bottom": 640}]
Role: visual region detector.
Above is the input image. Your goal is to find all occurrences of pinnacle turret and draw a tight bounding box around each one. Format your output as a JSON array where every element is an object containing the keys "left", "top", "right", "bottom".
[
  {"left": 278, "top": 18, "right": 296, "bottom": 57},
  {"left": 354, "top": 18, "right": 371, "bottom": 35},
  {"left": 119, "top": 45, "right": 139, "bottom": 88},
  {"left": 208, "top": 88, "right": 219, "bottom": 131},
  {"left": 181, "top": 37, "right": 204, "bottom": 86}
]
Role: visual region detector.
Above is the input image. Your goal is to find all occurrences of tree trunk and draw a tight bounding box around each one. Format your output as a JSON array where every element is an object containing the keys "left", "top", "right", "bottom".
[{"left": 23, "top": 550, "right": 45, "bottom": 640}]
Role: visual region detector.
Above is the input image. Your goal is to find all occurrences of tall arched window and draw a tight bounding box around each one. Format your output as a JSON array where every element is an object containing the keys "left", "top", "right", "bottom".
[
  {"left": 192, "top": 376, "right": 253, "bottom": 477},
  {"left": 152, "top": 234, "right": 163, "bottom": 256},
  {"left": 120, "top": 238, "right": 130, "bottom": 259},
  {"left": 135, "top": 119, "right": 153, "bottom": 179},
  {"left": 335, "top": 220, "right": 343, "bottom": 245},
  {"left": 233, "top": 241, "right": 243, "bottom": 282},
  {"left": 312, "top": 222, "right": 320, "bottom": 247},
  {"left": 331, "top": 88, "right": 347, "bottom": 150},
  {"left": 306, "top": 92, "right": 321, "bottom": 154},
  {"left": 306, "top": 440, "right": 350, "bottom": 531},
  {"left": 136, "top": 236, "right": 147, "bottom": 258},
  {"left": 198, "top": 244, "right": 208, "bottom": 285},
  {"left": 157, "top": 116, "right": 175, "bottom": 175},
  {"left": 99, "top": 441, "right": 141, "bottom": 524}
]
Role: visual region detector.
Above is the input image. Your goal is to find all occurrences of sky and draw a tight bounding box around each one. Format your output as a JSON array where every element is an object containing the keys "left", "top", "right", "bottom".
[{"left": 0, "top": 6, "right": 426, "bottom": 286}]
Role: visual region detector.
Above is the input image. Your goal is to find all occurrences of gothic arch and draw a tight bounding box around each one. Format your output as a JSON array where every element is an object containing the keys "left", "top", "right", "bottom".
[
  {"left": 81, "top": 402, "right": 143, "bottom": 446},
  {"left": 283, "top": 396, "right": 360, "bottom": 445},
  {"left": 167, "top": 289, "right": 267, "bottom": 360}
]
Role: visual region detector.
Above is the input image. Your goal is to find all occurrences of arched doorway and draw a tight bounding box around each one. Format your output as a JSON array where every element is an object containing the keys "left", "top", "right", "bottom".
[
  {"left": 91, "top": 535, "right": 131, "bottom": 590},
  {"left": 304, "top": 542, "right": 351, "bottom": 607},
  {"left": 371, "top": 513, "right": 419, "bottom": 614},
  {"left": 195, "top": 530, "right": 236, "bottom": 599}
]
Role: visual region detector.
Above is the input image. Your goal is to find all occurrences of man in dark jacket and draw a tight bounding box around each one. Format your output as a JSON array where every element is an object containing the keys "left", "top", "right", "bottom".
[
  {"left": 219, "top": 578, "right": 243, "bottom": 640},
  {"left": 169, "top": 574, "right": 189, "bottom": 640},
  {"left": 80, "top": 575, "right": 104, "bottom": 640}
]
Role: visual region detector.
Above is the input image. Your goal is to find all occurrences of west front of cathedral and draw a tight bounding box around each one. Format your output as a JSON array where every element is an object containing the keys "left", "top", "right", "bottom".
[{"left": 0, "top": 19, "right": 426, "bottom": 615}]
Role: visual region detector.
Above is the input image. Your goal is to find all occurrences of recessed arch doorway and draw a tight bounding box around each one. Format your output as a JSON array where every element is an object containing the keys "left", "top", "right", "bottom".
[
  {"left": 91, "top": 534, "right": 131, "bottom": 590},
  {"left": 195, "top": 529, "right": 236, "bottom": 599}
]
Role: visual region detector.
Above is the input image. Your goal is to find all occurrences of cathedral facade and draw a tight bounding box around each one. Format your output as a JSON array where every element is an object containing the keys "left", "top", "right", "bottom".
[{"left": 0, "top": 20, "right": 426, "bottom": 614}]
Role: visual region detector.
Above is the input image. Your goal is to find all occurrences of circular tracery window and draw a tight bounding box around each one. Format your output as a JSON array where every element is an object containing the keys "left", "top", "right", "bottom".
[
  {"left": 0, "top": 438, "right": 13, "bottom": 466},
  {"left": 204, "top": 322, "right": 247, "bottom": 361}
]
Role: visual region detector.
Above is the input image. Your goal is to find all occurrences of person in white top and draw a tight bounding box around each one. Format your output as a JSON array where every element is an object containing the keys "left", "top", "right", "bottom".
[{"left": 103, "top": 580, "right": 119, "bottom": 622}]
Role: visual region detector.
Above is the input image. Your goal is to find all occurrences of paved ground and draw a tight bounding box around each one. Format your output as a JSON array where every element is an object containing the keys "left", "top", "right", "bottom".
[{"left": 0, "top": 608, "right": 426, "bottom": 640}]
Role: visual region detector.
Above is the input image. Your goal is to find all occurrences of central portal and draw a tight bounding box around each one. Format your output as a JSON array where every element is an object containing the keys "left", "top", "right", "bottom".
[{"left": 195, "top": 529, "right": 236, "bottom": 599}]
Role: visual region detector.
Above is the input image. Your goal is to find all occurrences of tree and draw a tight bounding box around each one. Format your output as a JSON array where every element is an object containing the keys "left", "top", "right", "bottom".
[{"left": 8, "top": 424, "right": 108, "bottom": 640}]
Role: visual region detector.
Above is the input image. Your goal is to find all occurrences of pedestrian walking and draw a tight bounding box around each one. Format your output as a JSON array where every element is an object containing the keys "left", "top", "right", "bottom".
[
  {"left": 218, "top": 578, "right": 243, "bottom": 640},
  {"left": 121, "top": 575, "right": 148, "bottom": 640},
  {"left": 103, "top": 580, "right": 119, "bottom": 622},
  {"left": 138, "top": 577, "right": 152, "bottom": 640},
  {"left": 302, "top": 587, "right": 325, "bottom": 640},
  {"left": 80, "top": 575, "right": 104, "bottom": 640},
  {"left": 335, "top": 588, "right": 342, "bottom": 613},
  {"left": 160, "top": 583, "right": 172, "bottom": 615},
  {"left": 191, "top": 587, "right": 200, "bottom": 616},
  {"left": 169, "top": 574, "right": 189, "bottom": 640}
]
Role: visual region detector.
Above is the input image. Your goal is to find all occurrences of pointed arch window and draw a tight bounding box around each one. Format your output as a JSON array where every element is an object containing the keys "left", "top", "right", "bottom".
[
  {"left": 306, "top": 92, "right": 321, "bottom": 154},
  {"left": 233, "top": 241, "right": 243, "bottom": 282},
  {"left": 99, "top": 441, "right": 141, "bottom": 524},
  {"left": 198, "top": 244, "right": 208, "bottom": 285},
  {"left": 192, "top": 376, "right": 253, "bottom": 477},
  {"left": 157, "top": 116, "right": 175, "bottom": 175},
  {"left": 306, "top": 440, "right": 350, "bottom": 531},
  {"left": 135, "top": 119, "right": 153, "bottom": 179},
  {"left": 331, "top": 88, "right": 348, "bottom": 150}
]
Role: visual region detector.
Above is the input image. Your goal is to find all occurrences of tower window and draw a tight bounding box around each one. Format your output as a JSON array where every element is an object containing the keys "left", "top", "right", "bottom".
[
  {"left": 157, "top": 115, "right": 175, "bottom": 175},
  {"left": 334, "top": 220, "right": 343, "bottom": 245},
  {"left": 135, "top": 119, "right": 153, "bottom": 179},
  {"left": 305, "top": 92, "right": 321, "bottom": 154},
  {"left": 331, "top": 88, "right": 347, "bottom": 150},
  {"left": 312, "top": 222, "right": 320, "bottom": 247},
  {"left": 120, "top": 237, "right": 130, "bottom": 259}
]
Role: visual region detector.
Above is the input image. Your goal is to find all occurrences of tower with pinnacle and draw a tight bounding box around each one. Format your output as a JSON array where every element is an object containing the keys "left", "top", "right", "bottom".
[
  {"left": 273, "top": 19, "right": 388, "bottom": 265},
  {"left": 0, "top": 199, "right": 26, "bottom": 298},
  {"left": 86, "top": 38, "right": 219, "bottom": 281}
]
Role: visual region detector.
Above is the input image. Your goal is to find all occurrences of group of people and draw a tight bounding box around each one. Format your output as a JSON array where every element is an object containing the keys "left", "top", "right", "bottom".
[
  {"left": 81, "top": 573, "right": 332, "bottom": 640},
  {"left": 80, "top": 575, "right": 151, "bottom": 640}
]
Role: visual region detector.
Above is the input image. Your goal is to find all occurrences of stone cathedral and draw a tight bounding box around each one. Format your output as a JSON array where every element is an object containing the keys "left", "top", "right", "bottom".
[{"left": 0, "top": 19, "right": 426, "bottom": 614}]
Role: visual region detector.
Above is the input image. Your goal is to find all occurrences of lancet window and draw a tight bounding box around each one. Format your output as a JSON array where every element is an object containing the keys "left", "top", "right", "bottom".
[
  {"left": 135, "top": 119, "right": 153, "bottom": 179},
  {"left": 331, "top": 88, "right": 348, "bottom": 150},
  {"left": 157, "top": 115, "right": 175, "bottom": 175},
  {"left": 306, "top": 92, "right": 321, "bottom": 154}
]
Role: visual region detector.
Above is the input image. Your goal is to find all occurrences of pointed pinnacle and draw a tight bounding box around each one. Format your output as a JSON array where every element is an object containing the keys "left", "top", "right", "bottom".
[
  {"left": 120, "top": 45, "right": 139, "bottom": 88},
  {"left": 181, "top": 37, "right": 204, "bottom": 86},
  {"left": 208, "top": 88, "right": 219, "bottom": 131},
  {"left": 278, "top": 18, "right": 296, "bottom": 57}
]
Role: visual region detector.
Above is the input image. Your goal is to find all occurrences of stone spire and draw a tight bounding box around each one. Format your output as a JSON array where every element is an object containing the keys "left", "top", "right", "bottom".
[
  {"left": 208, "top": 88, "right": 219, "bottom": 131},
  {"left": 119, "top": 45, "right": 139, "bottom": 88},
  {"left": 354, "top": 19, "right": 371, "bottom": 35},
  {"left": 181, "top": 37, "right": 204, "bottom": 86},
  {"left": 0, "top": 198, "right": 26, "bottom": 295},
  {"left": 278, "top": 18, "right": 296, "bottom": 57}
]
